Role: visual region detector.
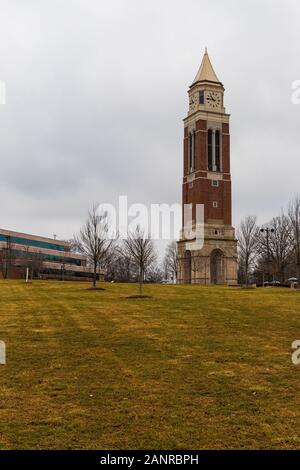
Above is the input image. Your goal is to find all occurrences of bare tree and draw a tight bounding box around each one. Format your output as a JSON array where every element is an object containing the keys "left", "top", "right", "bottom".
[
  {"left": 237, "top": 215, "right": 259, "bottom": 286},
  {"left": 203, "top": 257, "right": 210, "bottom": 285},
  {"left": 0, "top": 251, "right": 6, "bottom": 279},
  {"left": 19, "top": 249, "right": 44, "bottom": 280},
  {"left": 0, "top": 235, "right": 15, "bottom": 279},
  {"left": 105, "top": 247, "right": 134, "bottom": 282},
  {"left": 289, "top": 195, "right": 300, "bottom": 281},
  {"left": 190, "top": 254, "right": 201, "bottom": 284},
  {"left": 74, "top": 204, "right": 114, "bottom": 287},
  {"left": 147, "top": 265, "right": 164, "bottom": 283},
  {"left": 123, "top": 226, "right": 156, "bottom": 295},
  {"left": 163, "top": 241, "right": 177, "bottom": 282},
  {"left": 259, "top": 213, "right": 292, "bottom": 283},
  {"left": 190, "top": 254, "right": 211, "bottom": 284}
]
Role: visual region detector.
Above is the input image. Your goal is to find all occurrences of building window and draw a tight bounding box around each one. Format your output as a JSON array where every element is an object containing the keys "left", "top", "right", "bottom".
[
  {"left": 189, "top": 131, "right": 195, "bottom": 172},
  {"left": 212, "top": 180, "right": 219, "bottom": 187},
  {"left": 193, "top": 130, "right": 196, "bottom": 170},
  {"left": 208, "top": 129, "right": 213, "bottom": 171},
  {"left": 213, "top": 201, "right": 218, "bottom": 208},
  {"left": 189, "top": 133, "right": 193, "bottom": 171},
  {"left": 215, "top": 130, "right": 221, "bottom": 172},
  {"left": 199, "top": 91, "right": 204, "bottom": 105}
]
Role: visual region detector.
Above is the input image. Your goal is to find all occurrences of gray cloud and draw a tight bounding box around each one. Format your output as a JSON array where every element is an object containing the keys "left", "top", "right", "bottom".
[{"left": 0, "top": 0, "right": 299, "bottom": 240}]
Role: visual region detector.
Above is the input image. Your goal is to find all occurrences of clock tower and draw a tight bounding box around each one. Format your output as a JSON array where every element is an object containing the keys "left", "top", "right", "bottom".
[{"left": 177, "top": 49, "right": 238, "bottom": 285}]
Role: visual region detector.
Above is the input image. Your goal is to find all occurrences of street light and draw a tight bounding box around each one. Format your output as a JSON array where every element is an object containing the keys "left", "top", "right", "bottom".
[{"left": 260, "top": 227, "right": 275, "bottom": 284}]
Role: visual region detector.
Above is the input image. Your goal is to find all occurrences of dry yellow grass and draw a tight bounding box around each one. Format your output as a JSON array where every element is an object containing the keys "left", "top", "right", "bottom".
[{"left": 0, "top": 280, "right": 300, "bottom": 449}]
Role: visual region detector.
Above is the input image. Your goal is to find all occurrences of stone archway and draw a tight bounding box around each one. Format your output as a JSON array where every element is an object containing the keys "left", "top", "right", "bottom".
[
  {"left": 184, "top": 250, "right": 192, "bottom": 284},
  {"left": 210, "top": 249, "right": 224, "bottom": 285}
]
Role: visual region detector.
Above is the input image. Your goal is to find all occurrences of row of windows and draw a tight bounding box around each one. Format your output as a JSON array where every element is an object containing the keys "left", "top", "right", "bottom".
[
  {"left": 7, "top": 249, "right": 82, "bottom": 266},
  {"left": 189, "top": 179, "right": 220, "bottom": 189},
  {"left": 41, "top": 268, "right": 99, "bottom": 278},
  {"left": 0, "top": 234, "right": 66, "bottom": 252},
  {"left": 188, "top": 129, "right": 221, "bottom": 173}
]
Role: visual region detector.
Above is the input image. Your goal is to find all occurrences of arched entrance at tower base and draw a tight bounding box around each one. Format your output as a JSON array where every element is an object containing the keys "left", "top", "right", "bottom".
[
  {"left": 184, "top": 250, "right": 192, "bottom": 284},
  {"left": 210, "top": 249, "right": 224, "bottom": 285}
]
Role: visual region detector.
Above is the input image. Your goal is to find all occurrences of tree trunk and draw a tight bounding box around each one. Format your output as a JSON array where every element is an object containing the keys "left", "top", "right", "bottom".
[
  {"left": 245, "top": 260, "right": 249, "bottom": 287},
  {"left": 93, "top": 262, "right": 97, "bottom": 288},
  {"left": 139, "top": 265, "right": 143, "bottom": 296}
]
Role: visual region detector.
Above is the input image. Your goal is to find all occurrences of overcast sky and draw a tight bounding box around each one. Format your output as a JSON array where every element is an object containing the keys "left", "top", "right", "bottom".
[{"left": 0, "top": 0, "right": 300, "bottom": 242}]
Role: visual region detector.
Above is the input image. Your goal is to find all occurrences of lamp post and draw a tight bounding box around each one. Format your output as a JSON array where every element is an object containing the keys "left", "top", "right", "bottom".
[{"left": 260, "top": 227, "right": 275, "bottom": 284}]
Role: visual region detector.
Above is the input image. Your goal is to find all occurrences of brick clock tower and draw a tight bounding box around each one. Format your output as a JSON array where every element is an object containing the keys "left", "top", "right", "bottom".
[{"left": 177, "top": 49, "right": 238, "bottom": 285}]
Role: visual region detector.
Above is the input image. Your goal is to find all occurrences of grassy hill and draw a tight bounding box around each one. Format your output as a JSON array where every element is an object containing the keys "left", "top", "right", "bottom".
[{"left": 0, "top": 280, "right": 299, "bottom": 449}]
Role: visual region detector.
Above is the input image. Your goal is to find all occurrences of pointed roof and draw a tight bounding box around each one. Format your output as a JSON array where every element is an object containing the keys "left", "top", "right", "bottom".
[{"left": 192, "top": 48, "right": 220, "bottom": 85}]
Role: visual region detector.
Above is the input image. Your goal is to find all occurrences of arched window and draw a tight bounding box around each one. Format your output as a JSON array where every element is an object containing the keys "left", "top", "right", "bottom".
[
  {"left": 215, "top": 130, "right": 221, "bottom": 172},
  {"left": 189, "top": 133, "right": 193, "bottom": 171},
  {"left": 184, "top": 250, "right": 192, "bottom": 284},
  {"left": 210, "top": 249, "right": 224, "bottom": 284},
  {"left": 189, "top": 131, "right": 195, "bottom": 172},
  {"left": 193, "top": 130, "right": 196, "bottom": 171},
  {"left": 207, "top": 129, "right": 213, "bottom": 171}
]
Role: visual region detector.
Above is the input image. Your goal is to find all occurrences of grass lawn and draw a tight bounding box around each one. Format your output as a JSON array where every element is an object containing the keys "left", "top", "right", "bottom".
[{"left": 0, "top": 280, "right": 300, "bottom": 449}]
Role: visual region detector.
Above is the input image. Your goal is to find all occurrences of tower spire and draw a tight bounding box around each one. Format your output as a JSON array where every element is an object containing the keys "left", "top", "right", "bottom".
[{"left": 192, "top": 48, "right": 220, "bottom": 85}]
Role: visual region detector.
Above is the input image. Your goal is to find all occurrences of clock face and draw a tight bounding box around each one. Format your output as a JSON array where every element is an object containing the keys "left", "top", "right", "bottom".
[{"left": 206, "top": 92, "right": 221, "bottom": 109}]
